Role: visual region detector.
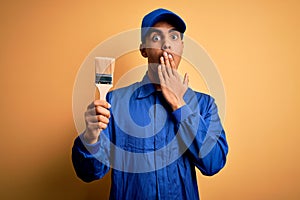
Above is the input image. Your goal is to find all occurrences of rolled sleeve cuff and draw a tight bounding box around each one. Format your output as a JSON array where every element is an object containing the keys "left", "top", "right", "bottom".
[{"left": 172, "top": 104, "right": 193, "bottom": 123}]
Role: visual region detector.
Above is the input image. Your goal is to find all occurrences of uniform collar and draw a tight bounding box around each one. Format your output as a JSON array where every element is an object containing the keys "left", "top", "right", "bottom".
[{"left": 137, "top": 73, "right": 158, "bottom": 99}]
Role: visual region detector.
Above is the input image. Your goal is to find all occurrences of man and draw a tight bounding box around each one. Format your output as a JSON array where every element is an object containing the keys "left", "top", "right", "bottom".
[{"left": 72, "top": 8, "right": 228, "bottom": 200}]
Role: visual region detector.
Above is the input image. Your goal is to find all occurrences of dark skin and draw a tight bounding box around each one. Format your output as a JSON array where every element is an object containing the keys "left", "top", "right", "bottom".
[
  {"left": 84, "top": 21, "right": 189, "bottom": 144},
  {"left": 140, "top": 21, "right": 188, "bottom": 111}
]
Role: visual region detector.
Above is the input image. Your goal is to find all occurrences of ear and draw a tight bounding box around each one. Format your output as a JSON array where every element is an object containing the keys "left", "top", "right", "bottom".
[
  {"left": 139, "top": 43, "right": 148, "bottom": 58},
  {"left": 180, "top": 40, "right": 184, "bottom": 55}
]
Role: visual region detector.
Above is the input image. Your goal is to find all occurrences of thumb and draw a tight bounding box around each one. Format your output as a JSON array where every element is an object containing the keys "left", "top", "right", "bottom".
[{"left": 183, "top": 73, "right": 189, "bottom": 86}]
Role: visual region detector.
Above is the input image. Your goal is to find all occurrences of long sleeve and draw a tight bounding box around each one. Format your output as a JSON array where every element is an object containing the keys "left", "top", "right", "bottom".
[
  {"left": 172, "top": 91, "right": 228, "bottom": 176},
  {"left": 71, "top": 130, "right": 111, "bottom": 182},
  {"left": 72, "top": 92, "right": 115, "bottom": 183}
]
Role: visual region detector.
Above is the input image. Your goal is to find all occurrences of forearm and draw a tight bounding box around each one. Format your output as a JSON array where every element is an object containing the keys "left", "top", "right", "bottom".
[
  {"left": 180, "top": 117, "right": 228, "bottom": 175},
  {"left": 195, "top": 130, "right": 228, "bottom": 176},
  {"left": 173, "top": 96, "right": 228, "bottom": 175},
  {"left": 71, "top": 135, "right": 110, "bottom": 182}
]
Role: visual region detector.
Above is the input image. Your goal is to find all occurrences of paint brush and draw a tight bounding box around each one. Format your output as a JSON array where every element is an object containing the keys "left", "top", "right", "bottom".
[{"left": 95, "top": 57, "right": 115, "bottom": 100}]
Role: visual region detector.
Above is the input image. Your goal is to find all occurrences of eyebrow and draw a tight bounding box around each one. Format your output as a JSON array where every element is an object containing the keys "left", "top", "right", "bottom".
[{"left": 148, "top": 27, "right": 180, "bottom": 35}]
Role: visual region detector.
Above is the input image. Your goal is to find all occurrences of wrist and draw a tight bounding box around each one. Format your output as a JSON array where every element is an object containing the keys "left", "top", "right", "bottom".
[
  {"left": 83, "top": 130, "right": 99, "bottom": 144},
  {"left": 171, "top": 99, "right": 186, "bottom": 111}
]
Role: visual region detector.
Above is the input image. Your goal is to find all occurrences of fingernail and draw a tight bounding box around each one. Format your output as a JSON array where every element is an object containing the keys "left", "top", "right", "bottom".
[
  {"left": 168, "top": 54, "right": 172, "bottom": 59},
  {"left": 163, "top": 52, "right": 168, "bottom": 56},
  {"left": 107, "top": 103, "right": 111, "bottom": 108}
]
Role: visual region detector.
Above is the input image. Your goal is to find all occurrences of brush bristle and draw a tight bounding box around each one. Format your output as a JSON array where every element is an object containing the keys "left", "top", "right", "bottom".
[{"left": 95, "top": 73, "right": 112, "bottom": 84}]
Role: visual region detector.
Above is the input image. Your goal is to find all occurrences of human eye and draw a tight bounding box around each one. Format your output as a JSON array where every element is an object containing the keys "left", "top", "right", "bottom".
[
  {"left": 152, "top": 34, "right": 161, "bottom": 42},
  {"left": 170, "top": 33, "right": 179, "bottom": 41}
]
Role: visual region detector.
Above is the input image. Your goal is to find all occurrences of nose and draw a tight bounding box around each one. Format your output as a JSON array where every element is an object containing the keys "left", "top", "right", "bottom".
[
  {"left": 162, "top": 44, "right": 171, "bottom": 50},
  {"left": 162, "top": 39, "right": 171, "bottom": 50}
]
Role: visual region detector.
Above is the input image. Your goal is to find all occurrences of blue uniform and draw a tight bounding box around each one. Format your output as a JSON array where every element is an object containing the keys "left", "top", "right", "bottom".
[{"left": 72, "top": 74, "right": 228, "bottom": 200}]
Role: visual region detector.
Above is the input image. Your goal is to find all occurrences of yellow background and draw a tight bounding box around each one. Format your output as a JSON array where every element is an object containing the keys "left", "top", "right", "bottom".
[{"left": 1, "top": 0, "right": 299, "bottom": 199}]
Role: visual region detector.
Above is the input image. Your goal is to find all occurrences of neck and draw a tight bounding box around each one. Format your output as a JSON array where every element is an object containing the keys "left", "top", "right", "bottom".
[{"left": 146, "top": 70, "right": 161, "bottom": 91}]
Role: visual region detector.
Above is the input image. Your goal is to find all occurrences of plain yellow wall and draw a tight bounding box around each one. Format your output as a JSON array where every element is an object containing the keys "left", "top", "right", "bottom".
[{"left": 1, "top": 0, "right": 299, "bottom": 200}]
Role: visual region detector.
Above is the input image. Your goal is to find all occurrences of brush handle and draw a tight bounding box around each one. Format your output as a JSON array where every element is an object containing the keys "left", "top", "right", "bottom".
[{"left": 96, "top": 84, "right": 113, "bottom": 100}]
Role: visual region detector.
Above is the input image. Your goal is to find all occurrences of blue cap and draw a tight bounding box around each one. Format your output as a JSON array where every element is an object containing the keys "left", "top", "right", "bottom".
[{"left": 141, "top": 8, "right": 186, "bottom": 42}]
